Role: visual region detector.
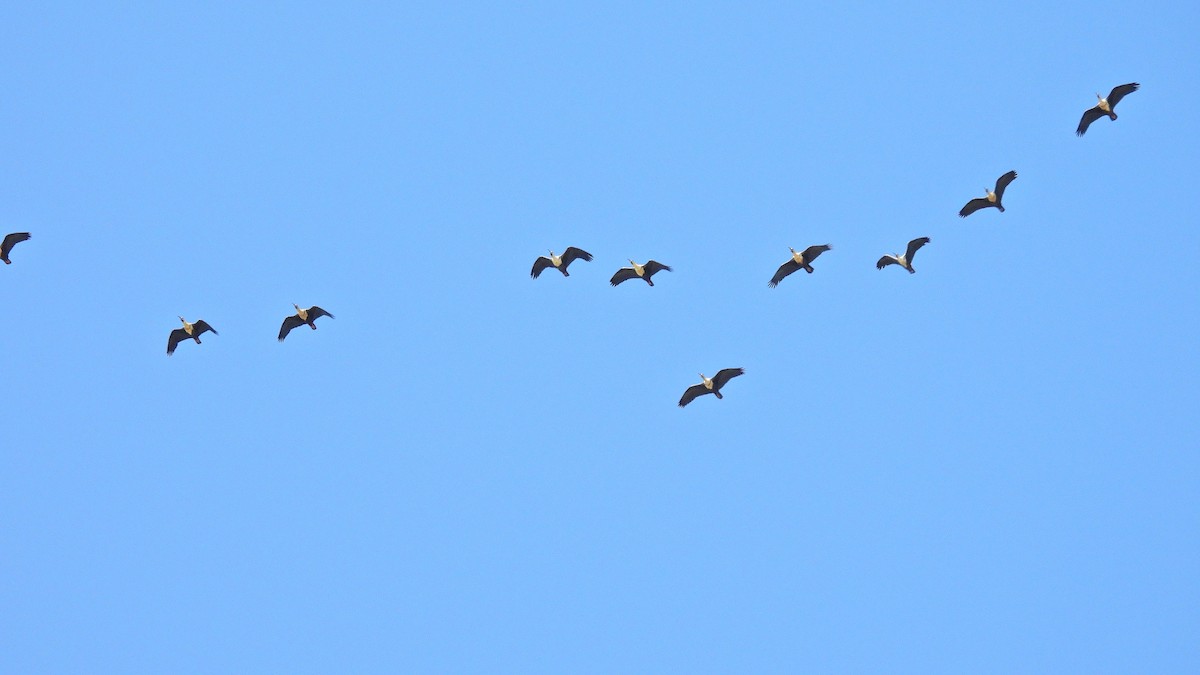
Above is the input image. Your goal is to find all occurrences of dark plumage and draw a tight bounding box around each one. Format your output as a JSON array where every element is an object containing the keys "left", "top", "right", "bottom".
[
  {"left": 531, "top": 247, "right": 593, "bottom": 278},
  {"left": 279, "top": 305, "right": 334, "bottom": 342},
  {"left": 1077, "top": 83, "right": 1139, "bottom": 136},
  {"left": 769, "top": 244, "right": 831, "bottom": 287},
  {"left": 678, "top": 368, "right": 745, "bottom": 407},
  {"left": 959, "top": 171, "right": 1018, "bottom": 217},
  {"left": 1, "top": 232, "right": 30, "bottom": 264},
  {"left": 167, "top": 317, "right": 217, "bottom": 355},
  {"left": 610, "top": 260, "right": 672, "bottom": 287},
  {"left": 876, "top": 237, "right": 931, "bottom": 274}
]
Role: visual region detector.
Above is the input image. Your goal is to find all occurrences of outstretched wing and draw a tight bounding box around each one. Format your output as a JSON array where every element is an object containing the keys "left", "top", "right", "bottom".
[
  {"left": 1107, "top": 82, "right": 1139, "bottom": 108},
  {"left": 678, "top": 384, "right": 711, "bottom": 408},
  {"left": 876, "top": 255, "right": 899, "bottom": 270},
  {"left": 801, "top": 244, "right": 831, "bottom": 264},
  {"left": 993, "top": 170, "right": 1017, "bottom": 201},
  {"left": 1, "top": 232, "right": 31, "bottom": 258},
  {"left": 609, "top": 268, "right": 638, "bottom": 286},
  {"left": 531, "top": 256, "right": 553, "bottom": 278},
  {"left": 769, "top": 260, "right": 801, "bottom": 287},
  {"left": 561, "top": 247, "right": 593, "bottom": 267},
  {"left": 192, "top": 320, "right": 217, "bottom": 337},
  {"left": 307, "top": 306, "right": 334, "bottom": 321},
  {"left": 643, "top": 260, "right": 672, "bottom": 277},
  {"left": 959, "top": 197, "right": 993, "bottom": 217},
  {"left": 1076, "top": 106, "right": 1106, "bottom": 136},
  {"left": 278, "top": 315, "right": 305, "bottom": 342},
  {"left": 712, "top": 367, "right": 745, "bottom": 390},
  {"left": 906, "top": 237, "right": 931, "bottom": 262},
  {"left": 167, "top": 328, "right": 189, "bottom": 355}
]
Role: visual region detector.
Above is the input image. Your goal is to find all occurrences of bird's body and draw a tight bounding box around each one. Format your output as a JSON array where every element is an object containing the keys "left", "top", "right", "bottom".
[
  {"left": 1, "top": 232, "right": 30, "bottom": 264},
  {"left": 769, "top": 244, "right": 831, "bottom": 287},
  {"left": 531, "top": 247, "right": 593, "bottom": 278},
  {"left": 959, "top": 171, "right": 1018, "bottom": 218},
  {"left": 167, "top": 316, "right": 217, "bottom": 355},
  {"left": 877, "top": 237, "right": 931, "bottom": 274},
  {"left": 1077, "top": 83, "right": 1139, "bottom": 136},
  {"left": 610, "top": 259, "right": 671, "bottom": 287},
  {"left": 279, "top": 304, "right": 334, "bottom": 342},
  {"left": 678, "top": 368, "right": 745, "bottom": 407}
]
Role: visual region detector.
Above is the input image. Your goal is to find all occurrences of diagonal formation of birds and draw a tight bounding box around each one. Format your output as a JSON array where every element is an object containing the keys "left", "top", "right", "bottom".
[{"left": 3, "top": 83, "right": 1139, "bottom": 406}]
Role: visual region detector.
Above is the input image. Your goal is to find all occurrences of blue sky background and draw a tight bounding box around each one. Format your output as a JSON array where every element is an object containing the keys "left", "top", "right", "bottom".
[{"left": 2, "top": 2, "right": 1198, "bottom": 672}]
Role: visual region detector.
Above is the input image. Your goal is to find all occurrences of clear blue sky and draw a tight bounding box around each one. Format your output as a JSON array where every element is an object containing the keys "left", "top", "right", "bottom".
[{"left": 2, "top": 2, "right": 1197, "bottom": 672}]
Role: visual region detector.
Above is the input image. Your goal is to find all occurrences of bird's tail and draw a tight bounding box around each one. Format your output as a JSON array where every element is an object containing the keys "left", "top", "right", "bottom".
[
  {"left": 310, "top": 323, "right": 317, "bottom": 330},
  {"left": 997, "top": 204, "right": 1005, "bottom": 213},
  {"left": 907, "top": 267, "right": 916, "bottom": 275},
  {"left": 804, "top": 265, "right": 814, "bottom": 273},
  {"left": 714, "top": 391, "right": 723, "bottom": 399}
]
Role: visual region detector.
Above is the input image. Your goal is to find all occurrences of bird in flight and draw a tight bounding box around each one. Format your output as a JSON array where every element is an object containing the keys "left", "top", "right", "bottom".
[
  {"left": 769, "top": 244, "right": 831, "bottom": 287},
  {"left": 679, "top": 368, "right": 745, "bottom": 407},
  {"left": 168, "top": 317, "right": 218, "bottom": 355},
  {"left": 531, "top": 247, "right": 593, "bottom": 278},
  {"left": 1, "top": 232, "right": 30, "bottom": 265},
  {"left": 1077, "top": 83, "right": 1139, "bottom": 136},
  {"left": 959, "top": 171, "right": 1018, "bottom": 218},
  {"left": 278, "top": 305, "right": 334, "bottom": 342},
  {"left": 876, "top": 237, "right": 931, "bottom": 274},
  {"left": 610, "top": 259, "right": 672, "bottom": 287}
]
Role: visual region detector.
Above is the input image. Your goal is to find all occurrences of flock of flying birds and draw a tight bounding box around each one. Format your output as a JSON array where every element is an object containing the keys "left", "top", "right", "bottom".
[
  {"left": 530, "top": 82, "right": 1140, "bottom": 407},
  {"left": 1, "top": 83, "right": 1139, "bottom": 405}
]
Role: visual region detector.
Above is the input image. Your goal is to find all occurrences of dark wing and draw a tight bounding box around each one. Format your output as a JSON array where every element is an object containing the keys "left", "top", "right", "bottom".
[
  {"left": 876, "top": 255, "right": 899, "bottom": 270},
  {"left": 642, "top": 260, "right": 672, "bottom": 277},
  {"left": 561, "top": 247, "right": 593, "bottom": 266},
  {"left": 769, "top": 259, "right": 801, "bottom": 287},
  {"left": 307, "top": 306, "right": 334, "bottom": 320},
  {"left": 1, "top": 232, "right": 31, "bottom": 257},
  {"left": 959, "top": 197, "right": 993, "bottom": 217},
  {"left": 609, "top": 268, "right": 638, "bottom": 286},
  {"left": 192, "top": 320, "right": 217, "bottom": 337},
  {"left": 278, "top": 315, "right": 305, "bottom": 341},
  {"left": 993, "top": 170, "right": 1017, "bottom": 201},
  {"left": 678, "top": 384, "right": 711, "bottom": 408},
  {"left": 1076, "top": 106, "right": 1106, "bottom": 136},
  {"left": 1107, "top": 82, "right": 1139, "bottom": 108},
  {"left": 906, "top": 237, "right": 930, "bottom": 263},
  {"left": 531, "top": 256, "right": 553, "bottom": 278},
  {"left": 801, "top": 244, "right": 831, "bottom": 264},
  {"left": 712, "top": 367, "right": 745, "bottom": 390},
  {"left": 167, "top": 328, "right": 189, "bottom": 355}
]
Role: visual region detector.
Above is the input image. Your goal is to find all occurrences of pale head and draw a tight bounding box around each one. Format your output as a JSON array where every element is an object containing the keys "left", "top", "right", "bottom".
[
  {"left": 293, "top": 303, "right": 301, "bottom": 312},
  {"left": 178, "top": 316, "right": 187, "bottom": 325}
]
